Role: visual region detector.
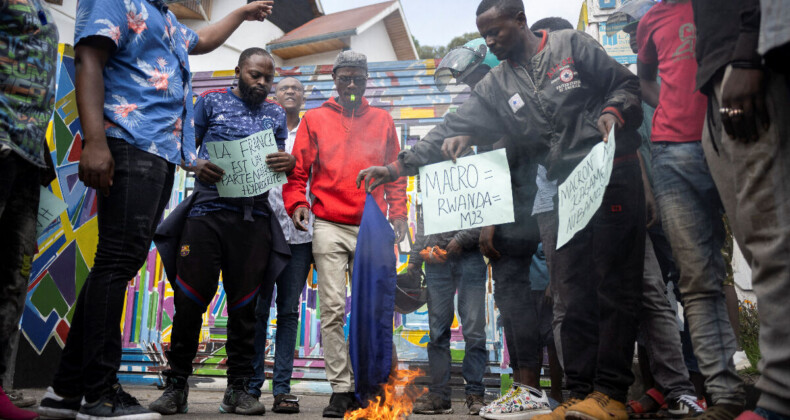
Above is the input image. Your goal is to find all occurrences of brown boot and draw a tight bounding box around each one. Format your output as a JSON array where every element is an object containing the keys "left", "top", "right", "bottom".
[
  {"left": 533, "top": 398, "right": 584, "bottom": 420},
  {"left": 566, "top": 391, "right": 628, "bottom": 420}
]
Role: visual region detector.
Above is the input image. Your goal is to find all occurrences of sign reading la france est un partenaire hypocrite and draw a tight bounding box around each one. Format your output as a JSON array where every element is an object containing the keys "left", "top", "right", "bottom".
[
  {"left": 206, "top": 129, "right": 286, "bottom": 198},
  {"left": 419, "top": 149, "right": 515, "bottom": 235}
]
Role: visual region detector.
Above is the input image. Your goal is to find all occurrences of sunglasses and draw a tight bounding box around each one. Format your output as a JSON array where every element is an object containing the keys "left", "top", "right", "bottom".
[{"left": 335, "top": 75, "right": 368, "bottom": 85}]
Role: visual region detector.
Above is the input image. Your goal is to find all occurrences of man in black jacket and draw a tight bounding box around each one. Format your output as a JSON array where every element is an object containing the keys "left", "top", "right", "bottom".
[
  {"left": 359, "top": 1, "right": 644, "bottom": 419},
  {"left": 694, "top": 1, "right": 790, "bottom": 419}
]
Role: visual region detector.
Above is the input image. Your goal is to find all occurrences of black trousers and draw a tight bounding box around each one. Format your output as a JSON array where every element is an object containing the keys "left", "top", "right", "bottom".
[
  {"left": 551, "top": 159, "right": 646, "bottom": 403},
  {"left": 53, "top": 139, "right": 175, "bottom": 401},
  {"left": 166, "top": 209, "right": 272, "bottom": 380}
]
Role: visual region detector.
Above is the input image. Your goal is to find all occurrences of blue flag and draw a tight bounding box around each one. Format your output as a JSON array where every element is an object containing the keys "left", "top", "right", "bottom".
[{"left": 349, "top": 194, "right": 397, "bottom": 404}]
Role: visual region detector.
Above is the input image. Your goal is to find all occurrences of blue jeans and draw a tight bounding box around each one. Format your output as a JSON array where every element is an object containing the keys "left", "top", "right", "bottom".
[
  {"left": 249, "top": 242, "right": 312, "bottom": 397},
  {"left": 424, "top": 250, "right": 487, "bottom": 401},
  {"left": 53, "top": 138, "right": 175, "bottom": 401},
  {"left": 650, "top": 141, "right": 744, "bottom": 406}
]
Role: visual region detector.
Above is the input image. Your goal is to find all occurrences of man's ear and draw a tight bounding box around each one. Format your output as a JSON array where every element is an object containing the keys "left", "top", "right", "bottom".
[
  {"left": 235, "top": 66, "right": 241, "bottom": 78},
  {"left": 516, "top": 11, "right": 527, "bottom": 28}
]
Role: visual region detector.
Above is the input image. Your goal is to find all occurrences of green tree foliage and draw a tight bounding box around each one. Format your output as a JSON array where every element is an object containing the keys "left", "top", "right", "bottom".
[{"left": 413, "top": 32, "right": 480, "bottom": 59}]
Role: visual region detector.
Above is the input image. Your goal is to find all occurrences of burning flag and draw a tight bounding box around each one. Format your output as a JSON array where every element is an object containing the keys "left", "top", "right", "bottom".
[
  {"left": 349, "top": 194, "right": 397, "bottom": 405},
  {"left": 345, "top": 369, "right": 427, "bottom": 420}
]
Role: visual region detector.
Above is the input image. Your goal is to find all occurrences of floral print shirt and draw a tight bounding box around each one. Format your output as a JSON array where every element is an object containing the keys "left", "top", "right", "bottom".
[{"left": 75, "top": 0, "right": 198, "bottom": 165}]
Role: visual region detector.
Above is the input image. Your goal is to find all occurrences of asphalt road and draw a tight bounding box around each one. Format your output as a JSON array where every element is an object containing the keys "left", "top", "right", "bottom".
[{"left": 24, "top": 386, "right": 478, "bottom": 419}]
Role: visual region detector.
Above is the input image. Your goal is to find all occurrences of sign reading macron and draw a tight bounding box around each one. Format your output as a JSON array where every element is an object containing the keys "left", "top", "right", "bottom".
[
  {"left": 556, "top": 127, "right": 616, "bottom": 248},
  {"left": 206, "top": 129, "right": 285, "bottom": 198},
  {"left": 419, "top": 149, "right": 515, "bottom": 235}
]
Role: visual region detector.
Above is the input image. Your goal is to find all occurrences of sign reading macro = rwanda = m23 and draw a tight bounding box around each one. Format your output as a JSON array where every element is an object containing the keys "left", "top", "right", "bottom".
[{"left": 419, "top": 149, "right": 515, "bottom": 235}]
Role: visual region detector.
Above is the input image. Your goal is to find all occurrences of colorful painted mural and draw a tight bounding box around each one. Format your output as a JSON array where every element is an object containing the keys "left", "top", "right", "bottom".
[{"left": 19, "top": 47, "right": 510, "bottom": 393}]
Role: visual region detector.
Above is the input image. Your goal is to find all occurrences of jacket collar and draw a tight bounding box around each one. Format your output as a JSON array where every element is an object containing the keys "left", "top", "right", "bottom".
[{"left": 324, "top": 96, "right": 371, "bottom": 116}]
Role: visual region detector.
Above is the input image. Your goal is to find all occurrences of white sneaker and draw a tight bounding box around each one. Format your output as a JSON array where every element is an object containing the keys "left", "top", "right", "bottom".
[
  {"left": 479, "top": 384, "right": 552, "bottom": 420},
  {"left": 487, "top": 384, "right": 520, "bottom": 408},
  {"left": 733, "top": 350, "right": 750, "bottom": 370}
]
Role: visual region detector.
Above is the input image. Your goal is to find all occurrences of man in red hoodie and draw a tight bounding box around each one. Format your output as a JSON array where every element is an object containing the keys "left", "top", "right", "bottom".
[{"left": 282, "top": 50, "right": 407, "bottom": 418}]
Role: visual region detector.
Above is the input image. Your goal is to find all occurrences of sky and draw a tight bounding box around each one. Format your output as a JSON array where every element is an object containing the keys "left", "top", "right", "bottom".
[{"left": 319, "top": 0, "right": 584, "bottom": 47}]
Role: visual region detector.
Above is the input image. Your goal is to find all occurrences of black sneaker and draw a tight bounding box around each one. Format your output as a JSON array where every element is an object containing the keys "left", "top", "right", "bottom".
[
  {"left": 219, "top": 378, "right": 265, "bottom": 415},
  {"left": 669, "top": 395, "right": 706, "bottom": 418},
  {"left": 413, "top": 393, "right": 453, "bottom": 415},
  {"left": 322, "top": 392, "right": 356, "bottom": 418},
  {"left": 149, "top": 374, "right": 189, "bottom": 415},
  {"left": 77, "top": 383, "right": 160, "bottom": 420},
  {"left": 465, "top": 394, "right": 485, "bottom": 415},
  {"left": 38, "top": 386, "right": 82, "bottom": 419}
]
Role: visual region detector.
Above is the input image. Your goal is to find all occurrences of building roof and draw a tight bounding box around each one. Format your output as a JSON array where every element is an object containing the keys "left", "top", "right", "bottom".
[{"left": 267, "top": 0, "right": 417, "bottom": 61}]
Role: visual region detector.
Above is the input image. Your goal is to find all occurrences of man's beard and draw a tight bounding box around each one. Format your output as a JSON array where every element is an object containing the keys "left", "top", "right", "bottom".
[{"left": 238, "top": 79, "right": 268, "bottom": 106}]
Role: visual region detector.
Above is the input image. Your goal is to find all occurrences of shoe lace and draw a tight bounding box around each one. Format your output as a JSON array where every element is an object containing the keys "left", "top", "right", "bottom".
[
  {"left": 589, "top": 392, "right": 610, "bottom": 407},
  {"left": 113, "top": 386, "right": 140, "bottom": 410},
  {"left": 560, "top": 398, "right": 581, "bottom": 410},
  {"left": 236, "top": 390, "right": 258, "bottom": 407},
  {"left": 678, "top": 395, "right": 705, "bottom": 413},
  {"left": 466, "top": 394, "right": 484, "bottom": 406}
]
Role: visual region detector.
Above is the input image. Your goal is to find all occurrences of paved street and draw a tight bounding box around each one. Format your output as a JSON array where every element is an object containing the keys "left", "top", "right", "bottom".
[{"left": 24, "top": 386, "right": 476, "bottom": 419}]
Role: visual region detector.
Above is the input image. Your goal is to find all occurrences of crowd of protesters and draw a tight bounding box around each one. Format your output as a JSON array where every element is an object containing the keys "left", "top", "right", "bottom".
[{"left": 1, "top": 0, "right": 788, "bottom": 420}]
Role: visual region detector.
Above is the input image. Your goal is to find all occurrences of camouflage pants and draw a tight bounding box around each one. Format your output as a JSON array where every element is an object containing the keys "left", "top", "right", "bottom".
[{"left": 0, "top": 152, "right": 40, "bottom": 380}]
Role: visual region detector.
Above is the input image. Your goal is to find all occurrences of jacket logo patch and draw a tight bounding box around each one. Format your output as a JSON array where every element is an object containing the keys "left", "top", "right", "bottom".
[
  {"left": 560, "top": 68, "right": 574, "bottom": 83},
  {"left": 180, "top": 245, "right": 190, "bottom": 257},
  {"left": 550, "top": 63, "right": 581, "bottom": 93},
  {"left": 508, "top": 93, "right": 525, "bottom": 114}
]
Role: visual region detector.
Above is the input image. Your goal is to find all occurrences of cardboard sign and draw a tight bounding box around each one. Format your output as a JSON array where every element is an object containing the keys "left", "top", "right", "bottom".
[
  {"left": 205, "top": 129, "right": 285, "bottom": 198},
  {"left": 419, "top": 149, "right": 515, "bottom": 235},
  {"left": 557, "top": 127, "right": 616, "bottom": 248},
  {"left": 37, "top": 186, "right": 67, "bottom": 236}
]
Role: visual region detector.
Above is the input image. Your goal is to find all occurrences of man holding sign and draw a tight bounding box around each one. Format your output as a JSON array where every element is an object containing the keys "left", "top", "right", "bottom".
[
  {"left": 150, "top": 48, "right": 291, "bottom": 416},
  {"left": 359, "top": 1, "right": 645, "bottom": 419}
]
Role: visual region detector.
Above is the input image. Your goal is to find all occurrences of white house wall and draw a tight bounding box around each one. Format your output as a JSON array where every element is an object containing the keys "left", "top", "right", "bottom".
[
  {"left": 181, "top": 0, "right": 285, "bottom": 71},
  {"left": 351, "top": 19, "right": 398, "bottom": 62},
  {"left": 44, "top": 0, "right": 77, "bottom": 45},
  {"left": 282, "top": 49, "right": 343, "bottom": 68}
]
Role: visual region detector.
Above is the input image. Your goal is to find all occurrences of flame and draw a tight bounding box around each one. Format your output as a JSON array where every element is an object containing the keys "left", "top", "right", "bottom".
[{"left": 345, "top": 369, "right": 427, "bottom": 420}]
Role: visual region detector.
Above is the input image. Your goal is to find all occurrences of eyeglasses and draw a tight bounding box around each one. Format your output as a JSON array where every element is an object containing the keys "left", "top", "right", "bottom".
[{"left": 336, "top": 76, "right": 368, "bottom": 86}]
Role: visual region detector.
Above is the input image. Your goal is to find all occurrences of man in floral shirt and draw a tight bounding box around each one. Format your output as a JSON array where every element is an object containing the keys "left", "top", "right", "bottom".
[{"left": 37, "top": 1, "right": 274, "bottom": 419}]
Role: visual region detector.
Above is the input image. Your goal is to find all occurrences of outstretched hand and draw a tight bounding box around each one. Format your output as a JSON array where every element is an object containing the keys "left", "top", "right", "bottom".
[
  {"left": 356, "top": 166, "right": 393, "bottom": 193},
  {"left": 239, "top": 1, "right": 274, "bottom": 21}
]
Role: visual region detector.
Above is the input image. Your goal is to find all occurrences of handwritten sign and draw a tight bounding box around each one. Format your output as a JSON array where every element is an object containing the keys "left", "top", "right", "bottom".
[
  {"left": 419, "top": 149, "right": 514, "bottom": 235},
  {"left": 557, "top": 127, "right": 616, "bottom": 248},
  {"left": 205, "top": 129, "right": 285, "bottom": 198},
  {"left": 37, "top": 186, "right": 68, "bottom": 236}
]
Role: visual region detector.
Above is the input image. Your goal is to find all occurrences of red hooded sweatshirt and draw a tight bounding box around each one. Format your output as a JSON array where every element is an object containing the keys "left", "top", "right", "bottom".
[{"left": 283, "top": 97, "right": 407, "bottom": 225}]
